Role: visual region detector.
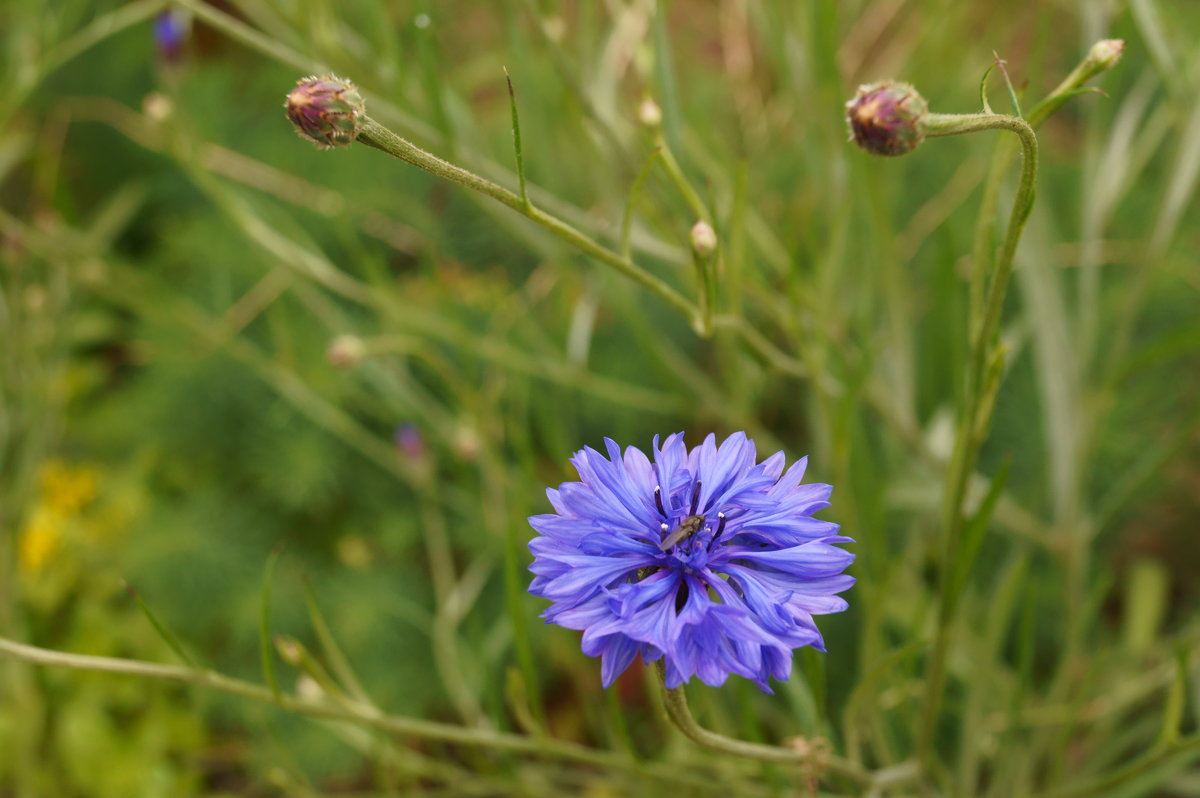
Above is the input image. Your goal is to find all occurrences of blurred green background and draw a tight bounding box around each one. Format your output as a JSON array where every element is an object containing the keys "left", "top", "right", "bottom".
[{"left": 1, "top": 0, "right": 1198, "bottom": 795}]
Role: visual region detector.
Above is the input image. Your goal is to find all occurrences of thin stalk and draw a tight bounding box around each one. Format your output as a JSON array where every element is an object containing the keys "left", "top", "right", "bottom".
[
  {"left": 968, "top": 41, "right": 1123, "bottom": 362},
  {"left": 653, "top": 662, "right": 872, "bottom": 785},
  {"left": 621, "top": 147, "right": 662, "bottom": 259},
  {"left": 0, "top": 636, "right": 743, "bottom": 790},
  {"left": 125, "top": 584, "right": 196, "bottom": 667},
  {"left": 957, "top": 44, "right": 1125, "bottom": 734},
  {"left": 300, "top": 578, "right": 371, "bottom": 704},
  {"left": 655, "top": 135, "right": 712, "bottom": 224},
  {"left": 260, "top": 546, "right": 284, "bottom": 702},
  {"left": 355, "top": 118, "right": 697, "bottom": 321},
  {"left": 691, "top": 248, "right": 716, "bottom": 338},
  {"left": 417, "top": 486, "right": 485, "bottom": 727},
  {"left": 917, "top": 111, "right": 1038, "bottom": 769}
]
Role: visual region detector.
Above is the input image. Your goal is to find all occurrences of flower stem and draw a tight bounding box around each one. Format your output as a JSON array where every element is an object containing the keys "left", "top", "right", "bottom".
[
  {"left": 960, "top": 39, "right": 1123, "bottom": 433},
  {"left": 652, "top": 662, "right": 871, "bottom": 785},
  {"left": 355, "top": 118, "right": 697, "bottom": 322},
  {"left": 0, "top": 635, "right": 728, "bottom": 789},
  {"left": 655, "top": 135, "right": 712, "bottom": 225},
  {"left": 916, "top": 111, "right": 1038, "bottom": 769}
]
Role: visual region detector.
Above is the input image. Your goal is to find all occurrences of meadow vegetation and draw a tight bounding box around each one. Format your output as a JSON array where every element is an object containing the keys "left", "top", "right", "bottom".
[{"left": 1, "top": 1, "right": 1199, "bottom": 795}]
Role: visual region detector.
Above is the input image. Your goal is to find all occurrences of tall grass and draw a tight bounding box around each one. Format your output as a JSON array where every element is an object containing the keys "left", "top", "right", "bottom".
[{"left": 1, "top": 1, "right": 1198, "bottom": 795}]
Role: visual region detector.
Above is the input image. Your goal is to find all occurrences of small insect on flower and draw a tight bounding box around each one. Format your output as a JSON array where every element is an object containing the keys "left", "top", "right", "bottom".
[
  {"left": 659, "top": 513, "right": 707, "bottom": 551},
  {"left": 528, "top": 432, "right": 855, "bottom": 692}
]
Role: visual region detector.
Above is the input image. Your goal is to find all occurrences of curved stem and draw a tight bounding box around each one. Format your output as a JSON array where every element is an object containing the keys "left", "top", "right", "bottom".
[
  {"left": 916, "top": 111, "right": 1038, "bottom": 768},
  {"left": 355, "top": 118, "right": 698, "bottom": 321},
  {"left": 653, "top": 662, "right": 872, "bottom": 785},
  {"left": 925, "top": 113, "right": 1037, "bottom": 406},
  {"left": 0, "top": 636, "right": 721, "bottom": 789}
]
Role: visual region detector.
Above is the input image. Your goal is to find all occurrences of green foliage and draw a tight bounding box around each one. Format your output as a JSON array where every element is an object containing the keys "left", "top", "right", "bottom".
[{"left": 2, "top": 0, "right": 1199, "bottom": 795}]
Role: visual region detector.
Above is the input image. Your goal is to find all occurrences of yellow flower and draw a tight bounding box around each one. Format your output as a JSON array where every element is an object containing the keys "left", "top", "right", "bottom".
[
  {"left": 18, "top": 506, "right": 63, "bottom": 574},
  {"left": 39, "top": 460, "right": 98, "bottom": 516}
]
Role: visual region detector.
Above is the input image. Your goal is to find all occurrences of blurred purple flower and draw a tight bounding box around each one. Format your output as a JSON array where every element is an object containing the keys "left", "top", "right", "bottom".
[
  {"left": 528, "top": 432, "right": 854, "bottom": 692},
  {"left": 153, "top": 10, "right": 188, "bottom": 63},
  {"left": 393, "top": 424, "right": 426, "bottom": 459}
]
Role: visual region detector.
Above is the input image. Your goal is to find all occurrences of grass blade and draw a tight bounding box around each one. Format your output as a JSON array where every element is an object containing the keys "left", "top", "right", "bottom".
[
  {"left": 124, "top": 582, "right": 196, "bottom": 667},
  {"left": 261, "top": 545, "right": 284, "bottom": 701},
  {"left": 993, "top": 52, "right": 1024, "bottom": 118},
  {"left": 620, "top": 146, "right": 662, "bottom": 259},
  {"left": 504, "top": 67, "right": 530, "bottom": 209},
  {"left": 952, "top": 457, "right": 1011, "bottom": 605},
  {"left": 1157, "top": 647, "right": 1189, "bottom": 748},
  {"left": 980, "top": 62, "right": 997, "bottom": 114},
  {"left": 301, "top": 576, "right": 372, "bottom": 704}
]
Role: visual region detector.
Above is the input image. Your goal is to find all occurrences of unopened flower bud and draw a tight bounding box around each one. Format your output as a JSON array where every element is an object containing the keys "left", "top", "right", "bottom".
[
  {"left": 285, "top": 75, "right": 365, "bottom": 150},
  {"left": 274, "top": 635, "right": 304, "bottom": 666},
  {"left": 542, "top": 16, "right": 567, "bottom": 43},
  {"left": 638, "top": 98, "right": 663, "bottom": 128},
  {"left": 453, "top": 421, "right": 482, "bottom": 462},
  {"left": 689, "top": 220, "right": 717, "bottom": 257},
  {"left": 295, "top": 674, "right": 324, "bottom": 702},
  {"left": 845, "top": 81, "right": 928, "bottom": 157},
  {"left": 326, "top": 334, "right": 366, "bottom": 370},
  {"left": 142, "top": 91, "right": 173, "bottom": 122},
  {"left": 1086, "top": 39, "right": 1125, "bottom": 72}
]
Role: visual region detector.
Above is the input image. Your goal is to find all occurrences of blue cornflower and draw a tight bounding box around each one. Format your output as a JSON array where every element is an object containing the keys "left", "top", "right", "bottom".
[{"left": 528, "top": 432, "right": 854, "bottom": 693}]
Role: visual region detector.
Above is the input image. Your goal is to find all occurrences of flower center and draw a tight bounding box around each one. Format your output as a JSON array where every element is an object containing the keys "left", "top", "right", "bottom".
[{"left": 651, "top": 480, "right": 730, "bottom": 556}]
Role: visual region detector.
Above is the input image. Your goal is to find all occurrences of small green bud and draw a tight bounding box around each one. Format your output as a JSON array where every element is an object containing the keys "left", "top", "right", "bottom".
[
  {"left": 142, "top": 91, "right": 173, "bottom": 122},
  {"left": 638, "top": 98, "right": 663, "bottom": 128},
  {"left": 1086, "top": 39, "right": 1125, "bottom": 72},
  {"left": 274, "top": 635, "right": 303, "bottom": 666},
  {"left": 295, "top": 674, "right": 324, "bottom": 702},
  {"left": 326, "top": 334, "right": 366, "bottom": 369},
  {"left": 453, "top": 420, "right": 482, "bottom": 462},
  {"left": 285, "top": 75, "right": 365, "bottom": 149},
  {"left": 845, "top": 81, "right": 928, "bottom": 157},
  {"left": 689, "top": 220, "right": 717, "bottom": 257}
]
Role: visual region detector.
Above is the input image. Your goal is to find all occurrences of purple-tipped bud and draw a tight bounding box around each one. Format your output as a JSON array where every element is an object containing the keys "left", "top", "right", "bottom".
[
  {"left": 285, "top": 76, "right": 365, "bottom": 150},
  {"left": 845, "top": 81, "right": 928, "bottom": 157}
]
